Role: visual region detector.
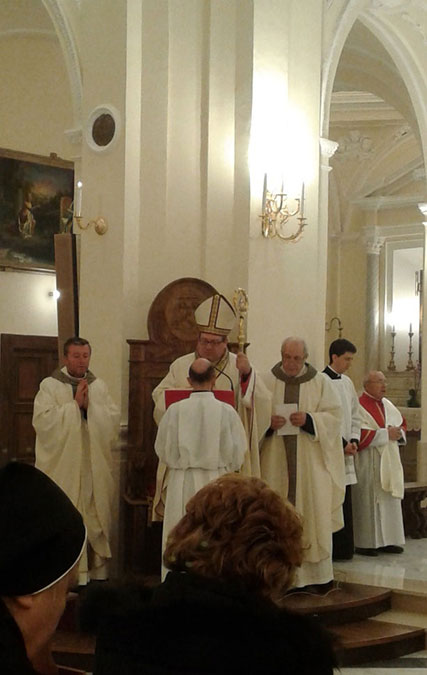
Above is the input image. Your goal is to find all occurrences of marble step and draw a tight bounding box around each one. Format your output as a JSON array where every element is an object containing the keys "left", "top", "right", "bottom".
[
  {"left": 332, "top": 618, "right": 426, "bottom": 667},
  {"left": 281, "top": 581, "right": 392, "bottom": 625}
]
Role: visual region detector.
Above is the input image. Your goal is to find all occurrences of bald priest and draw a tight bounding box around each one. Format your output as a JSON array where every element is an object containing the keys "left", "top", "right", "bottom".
[{"left": 152, "top": 293, "right": 270, "bottom": 519}]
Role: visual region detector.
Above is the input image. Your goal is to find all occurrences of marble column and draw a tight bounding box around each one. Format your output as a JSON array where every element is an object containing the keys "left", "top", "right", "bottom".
[
  {"left": 363, "top": 227, "right": 385, "bottom": 373},
  {"left": 318, "top": 137, "right": 339, "bottom": 364},
  {"left": 417, "top": 209, "right": 427, "bottom": 480}
]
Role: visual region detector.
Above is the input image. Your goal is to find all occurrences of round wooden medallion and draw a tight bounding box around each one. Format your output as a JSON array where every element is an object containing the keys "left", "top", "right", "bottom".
[
  {"left": 147, "top": 278, "right": 217, "bottom": 345},
  {"left": 92, "top": 113, "right": 116, "bottom": 147}
]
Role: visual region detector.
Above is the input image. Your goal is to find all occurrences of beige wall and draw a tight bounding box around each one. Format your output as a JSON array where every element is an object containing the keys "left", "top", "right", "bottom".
[{"left": 0, "top": 18, "right": 73, "bottom": 340}]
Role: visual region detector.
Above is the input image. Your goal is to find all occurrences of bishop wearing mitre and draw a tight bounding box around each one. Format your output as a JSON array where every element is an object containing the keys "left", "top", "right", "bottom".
[{"left": 152, "top": 293, "right": 271, "bottom": 521}]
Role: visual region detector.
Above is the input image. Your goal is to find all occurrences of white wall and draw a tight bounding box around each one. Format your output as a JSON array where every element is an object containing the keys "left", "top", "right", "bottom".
[{"left": 0, "top": 271, "right": 58, "bottom": 336}]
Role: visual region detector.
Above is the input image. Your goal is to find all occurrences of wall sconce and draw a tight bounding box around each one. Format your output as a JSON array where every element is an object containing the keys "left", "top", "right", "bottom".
[
  {"left": 325, "top": 316, "right": 343, "bottom": 337},
  {"left": 48, "top": 290, "right": 61, "bottom": 300},
  {"left": 73, "top": 181, "right": 108, "bottom": 235},
  {"left": 260, "top": 177, "right": 307, "bottom": 242}
]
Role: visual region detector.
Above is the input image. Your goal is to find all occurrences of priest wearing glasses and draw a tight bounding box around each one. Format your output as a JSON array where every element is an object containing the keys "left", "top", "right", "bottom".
[{"left": 152, "top": 293, "right": 270, "bottom": 521}]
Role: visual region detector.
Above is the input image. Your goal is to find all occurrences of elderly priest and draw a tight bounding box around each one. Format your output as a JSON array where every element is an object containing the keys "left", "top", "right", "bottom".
[
  {"left": 259, "top": 337, "right": 345, "bottom": 590},
  {"left": 352, "top": 370, "right": 406, "bottom": 556}
]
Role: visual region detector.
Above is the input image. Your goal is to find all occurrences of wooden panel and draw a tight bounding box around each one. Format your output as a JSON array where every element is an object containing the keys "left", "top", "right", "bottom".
[
  {"left": 14, "top": 413, "right": 36, "bottom": 462},
  {"left": 17, "top": 357, "right": 44, "bottom": 400},
  {"left": 0, "top": 334, "right": 58, "bottom": 466}
]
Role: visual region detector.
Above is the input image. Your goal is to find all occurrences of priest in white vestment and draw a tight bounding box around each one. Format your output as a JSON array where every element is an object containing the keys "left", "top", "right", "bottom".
[
  {"left": 259, "top": 337, "right": 345, "bottom": 590},
  {"left": 33, "top": 337, "right": 120, "bottom": 585},
  {"left": 352, "top": 370, "right": 406, "bottom": 556},
  {"left": 155, "top": 358, "right": 247, "bottom": 579},
  {"left": 152, "top": 293, "right": 271, "bottom": 521}
]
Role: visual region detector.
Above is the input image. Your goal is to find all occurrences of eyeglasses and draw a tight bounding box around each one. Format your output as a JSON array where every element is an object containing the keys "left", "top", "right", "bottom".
[
  {"left": 282, "top": 354, "right": 305, "bottom": 363},
  {"left": 198, "top": 338, "right": 225, "bottom": 346}
]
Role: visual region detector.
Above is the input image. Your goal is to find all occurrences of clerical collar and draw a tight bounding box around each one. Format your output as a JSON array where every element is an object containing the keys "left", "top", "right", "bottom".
[
  {"left": 362, "top": 390, "right": 383, "bottom": 403},
  {"left": 51, "top": 367, "right": 96, "bottom": 386},
  {"left": 323, "top": 365, "right": 341, "bottom": 380},
  {"left": 271, "top": 361, "right": 317, "bottom": 384}
]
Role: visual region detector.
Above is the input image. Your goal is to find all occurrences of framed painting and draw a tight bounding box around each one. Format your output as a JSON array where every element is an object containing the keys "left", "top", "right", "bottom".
[{"left": 0, "top": 147, "right": 74, "bottom": 272}]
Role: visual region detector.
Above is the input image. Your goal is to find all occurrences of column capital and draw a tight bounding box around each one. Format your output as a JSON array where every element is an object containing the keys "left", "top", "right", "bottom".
[
  {"left": 320, "top": 138, "right": 339, "bottom": 172},
  {"left": 363, "top": 225, "right": 385, "bottom": 255},
  {"left": 418, "top": 203, "right": 427, "bottom": 221},
  {"left": 320, "top": 137, "right": 339, "bottom": 160}
]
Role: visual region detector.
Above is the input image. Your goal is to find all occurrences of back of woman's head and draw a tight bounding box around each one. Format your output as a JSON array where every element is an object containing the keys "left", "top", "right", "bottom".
[{"left": 164, "top": 474, "right": 303, "bottom": 601}]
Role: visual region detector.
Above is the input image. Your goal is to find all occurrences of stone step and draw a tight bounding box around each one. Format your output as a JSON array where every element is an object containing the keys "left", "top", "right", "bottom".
[
  {"left": 53, "top": 581, "right": 427, "bottom": 670},
  {"left": 281, "top": 581, "right": 392, "bottom": 625},
  {"left": 332, "top": 618, "right": 425, "bottom": 666}
]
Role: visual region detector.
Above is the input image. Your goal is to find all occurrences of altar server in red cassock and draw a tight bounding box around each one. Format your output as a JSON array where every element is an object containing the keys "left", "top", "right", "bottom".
[{"left": 352, "top": 370, "right": 406, "bottom": 556}]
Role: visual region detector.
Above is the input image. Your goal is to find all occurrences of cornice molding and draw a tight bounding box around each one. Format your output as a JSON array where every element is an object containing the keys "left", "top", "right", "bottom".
[
  {"left": 352, "top": 194, "right": 427, "bottom": 210},
  {"left": 330, "top": 91, "right": 405, "bottom": 124},
  {"left": 330, "top": 222, "right": 424, "bottom": 244}
]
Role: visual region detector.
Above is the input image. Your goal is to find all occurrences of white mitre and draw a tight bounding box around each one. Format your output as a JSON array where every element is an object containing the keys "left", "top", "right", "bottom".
[{"left": 195, "top": 293, "right": 236, "bottom": 336}]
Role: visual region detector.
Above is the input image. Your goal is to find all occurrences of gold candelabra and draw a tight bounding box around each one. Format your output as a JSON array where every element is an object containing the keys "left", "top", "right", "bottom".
[
  {"left": 260, "top": 182, "right": 307, "bottom": 242},
  {"left": 74, "top": 215, "right": 108, "bottom": 235},
  {"left": 73, "top": 180, "right": 108, "bottom": 235}
]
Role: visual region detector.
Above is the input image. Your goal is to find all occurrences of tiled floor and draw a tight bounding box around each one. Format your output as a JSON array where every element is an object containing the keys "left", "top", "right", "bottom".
[
  {"left": 334, "top": 539, "right": 427, "bottom": 672},
  {"left": 333, "top": 539, "right": 427, "bottom": 595}
]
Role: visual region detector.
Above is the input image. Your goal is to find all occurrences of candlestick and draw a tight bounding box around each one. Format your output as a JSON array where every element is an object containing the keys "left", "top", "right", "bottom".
[
  {"left": 388, "top": 326, "right": 396, "bottom": 372},
  {"left": 406, "top": 325, "right": 415, "bottom": 371},
  {"left": 262, "top": 174, "right": 267, "bottom": 213},
  {"left": 75, "top": 181, "right": 83, "bottom": 218},
  {"left": 300, "top": 182, "right": 305, "bottom": 218}
]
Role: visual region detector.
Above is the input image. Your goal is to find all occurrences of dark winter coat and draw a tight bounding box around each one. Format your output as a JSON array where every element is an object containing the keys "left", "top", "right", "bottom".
[{"left": 80, "top": 571, "right": 336, "bottom": 675}]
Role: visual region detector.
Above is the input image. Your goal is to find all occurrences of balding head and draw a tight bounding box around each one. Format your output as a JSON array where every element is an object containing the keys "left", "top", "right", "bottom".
[
  {"left": 363, "top": 370, "right": 386, "bottom": 400},
  {"left": 280, "top": 337, "right": 308, "bottom": 377},
  {"left": 188, "top": 358, "right": 216, "bottom": 390}
]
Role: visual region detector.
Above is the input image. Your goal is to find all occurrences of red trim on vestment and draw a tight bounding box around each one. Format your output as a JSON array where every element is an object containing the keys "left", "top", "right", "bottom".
[{"left": 359, "top": 428, "right": 376, "bottom": 451}]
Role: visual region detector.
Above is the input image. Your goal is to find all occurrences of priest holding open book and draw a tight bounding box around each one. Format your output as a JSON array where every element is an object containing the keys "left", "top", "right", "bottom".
[
  {"left": 152, "top": 293, "right": 271, "bottom": 528},
  {"left": 155, "top": 357, "right": 247, "bottom": 578}
]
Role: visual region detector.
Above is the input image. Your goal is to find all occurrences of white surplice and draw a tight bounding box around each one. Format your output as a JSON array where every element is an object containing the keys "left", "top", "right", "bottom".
[
  {"left": 154, "top": 391, "right": 247, "bottom": 579},
  {"left": 152, "top": 351, "right": 272, "bottom": 521}
]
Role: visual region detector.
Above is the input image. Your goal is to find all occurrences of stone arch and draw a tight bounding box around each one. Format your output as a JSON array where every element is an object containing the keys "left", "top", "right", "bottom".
[
  {"left": 321, "top": 0, "right": 427, "bottom": 166},
  {"left": 41, "top": 0, "right": 82, "bottom": 128}
]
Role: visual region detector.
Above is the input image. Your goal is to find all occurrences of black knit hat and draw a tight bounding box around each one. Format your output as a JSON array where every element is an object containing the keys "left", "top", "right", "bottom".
[{"left": 0, "top": 462, "right": 86, "bottom": 596}]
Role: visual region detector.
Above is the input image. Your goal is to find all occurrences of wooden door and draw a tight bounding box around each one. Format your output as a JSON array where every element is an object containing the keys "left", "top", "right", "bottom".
[{"left": 0, "top": 334, "right": 58, "bottom": 467}]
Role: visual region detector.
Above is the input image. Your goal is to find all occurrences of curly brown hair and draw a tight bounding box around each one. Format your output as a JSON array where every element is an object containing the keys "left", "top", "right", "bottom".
[{"left": 164, "top": 474, "right": 304, "bottom": 602}]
